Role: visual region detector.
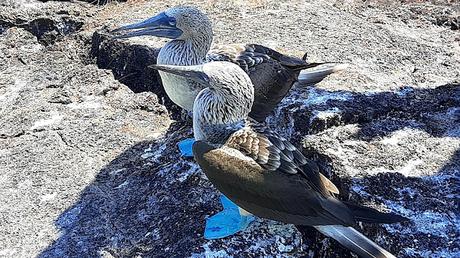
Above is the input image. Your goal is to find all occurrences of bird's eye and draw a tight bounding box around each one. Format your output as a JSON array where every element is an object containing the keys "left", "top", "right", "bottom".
[{"left": 169, "top": 18, "right": 176, "bottom": 26}]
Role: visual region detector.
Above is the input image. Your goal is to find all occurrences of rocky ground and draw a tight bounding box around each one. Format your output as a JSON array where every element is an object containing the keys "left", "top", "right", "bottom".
[{"left": 1, "top": 0, "right": 459, "bottom": 257}]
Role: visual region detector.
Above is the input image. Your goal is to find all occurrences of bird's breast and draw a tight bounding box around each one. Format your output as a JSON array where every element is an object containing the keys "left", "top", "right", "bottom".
[
  {"left": 159, "top": 72, "right": 201, "bottom": 111},
  {"left": 157, "top": 45, "right": 205, "bottom": 111}
]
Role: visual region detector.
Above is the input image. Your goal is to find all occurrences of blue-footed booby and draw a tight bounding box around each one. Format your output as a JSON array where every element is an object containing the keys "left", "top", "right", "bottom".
[
  {"left": 152, "top": 61, "right": 408, "bottom": 258},
  {"left": 112, "top": 6, "right": 346, "bottom": 123},
  {"left": 113, "top": 6, "right": 345, "bottom": 240}
]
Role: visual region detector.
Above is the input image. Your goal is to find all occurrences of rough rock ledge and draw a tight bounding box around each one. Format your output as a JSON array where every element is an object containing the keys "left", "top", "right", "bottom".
[{"left": 1, "top": 0, "right": 459, "bottom": 257}]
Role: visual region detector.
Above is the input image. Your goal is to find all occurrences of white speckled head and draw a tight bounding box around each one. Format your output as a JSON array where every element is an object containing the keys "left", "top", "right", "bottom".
[
  {"left": 165, "top": 6, "right": 213, "bottom": 41},
  {"left": 151, "top": 61, "right": 254, "bottom": 141},
  {"left": 193, "top": 62, "right": 254, "bottom": 141},
  {"left": 202, "top": 62, "right": 254, "bottom": 99}
]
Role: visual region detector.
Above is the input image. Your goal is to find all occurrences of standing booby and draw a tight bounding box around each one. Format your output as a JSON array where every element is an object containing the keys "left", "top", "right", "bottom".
[
  {"left": 152, "top": 61, "right": 408, "bottom": 258},
  {"left": 112, "top": 6, "right": 345, "bottom": 239}
]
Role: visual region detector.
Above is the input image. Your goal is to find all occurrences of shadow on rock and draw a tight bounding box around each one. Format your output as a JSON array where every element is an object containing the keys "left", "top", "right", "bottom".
[
  {"left": 270, "top": 82, "right": 460, "bottom": 142},
  {"left": 39, "top": 121, "right": 220, "bottom": 257},
  {"left": 91, "top": 30, "right": 182, "bottom": 119},
  {"left": 38, "top": 119, "right": 308, "bottom": 257},
  {"left": 39, "top": 82, "right": 459, "bottom": 257},
  {"left": 270, "top": 82, "right": 459, "bottom": 257},
  {"left": 343, "top": 162, "right": 459, "bottom": 257}
]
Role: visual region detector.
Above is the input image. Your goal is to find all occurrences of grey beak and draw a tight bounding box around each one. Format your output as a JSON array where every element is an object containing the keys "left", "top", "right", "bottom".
[
  {"left": 111, "top": 12, "right": 182, "bottom": 39},
  {"left": 150, "top": 64, "right": 210, "bottom": 85}
]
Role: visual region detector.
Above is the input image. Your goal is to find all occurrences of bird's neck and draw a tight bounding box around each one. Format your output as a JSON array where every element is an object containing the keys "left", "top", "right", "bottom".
[
  {"left": 193, "top": 87, "right": 253, "bottom": 143},
  {"left": 158, "top": 37, "right": 211, "bottom": 65}
]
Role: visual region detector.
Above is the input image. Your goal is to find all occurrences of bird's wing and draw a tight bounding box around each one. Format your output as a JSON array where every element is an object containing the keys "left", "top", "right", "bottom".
[
  {"left": 225, "top": 124, "right": 339, "bottom": 196},
  {"left": 207, "top": 44, "right": 309, "bottom": 72},
  {"left": 208, "top": 44, "right": 327, "bottom": 122},
  {"left": 192, "top": 126, "right": 352, "bottom": 226}
]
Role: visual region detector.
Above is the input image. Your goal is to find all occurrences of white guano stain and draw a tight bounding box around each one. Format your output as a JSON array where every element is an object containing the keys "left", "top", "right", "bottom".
[
  {"left": 30, "top": 112, "right": 63, "bottom": 130},
  {"left": 40, "top": 192, "right": 57, "bottom": 202}
]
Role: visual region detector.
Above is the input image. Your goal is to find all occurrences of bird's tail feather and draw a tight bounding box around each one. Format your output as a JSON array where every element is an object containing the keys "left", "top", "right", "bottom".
[
  {"left": 297, "top": 63, "right": 348, "bottom": 86},
  {"left": 344, "top": 201, "right": 409, "bottom": 224},
  {"left": 314, "top": 225, "right": 396, "bottom": 258}
]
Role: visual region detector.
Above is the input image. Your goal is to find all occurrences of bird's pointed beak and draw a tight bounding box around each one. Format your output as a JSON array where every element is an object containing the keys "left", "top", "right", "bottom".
[
  {"left": 150, "top": 64, "right": 210, "bottom": 85},
  {"left": 111, "top": 12, "right": 182, "bottom": 39}
]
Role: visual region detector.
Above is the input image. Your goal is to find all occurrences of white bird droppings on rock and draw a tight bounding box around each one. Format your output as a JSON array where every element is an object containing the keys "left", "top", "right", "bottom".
[
  {"left": 0, "top": 248, "right": 17, "bottom": 256},
  {"left": 40, "top": 192, "right": 57, "bottom": 202},
  {"left": 30, "top": 112, "right": 63, "bottom": 131},
  {"left": 309, "top": 107, "right": 341, "bottom": 124}
]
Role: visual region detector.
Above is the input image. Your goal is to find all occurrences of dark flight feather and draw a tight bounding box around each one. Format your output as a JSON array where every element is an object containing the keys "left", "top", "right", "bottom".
[{"left": 207, "top": 44, "right": 326, "bottom": 122}]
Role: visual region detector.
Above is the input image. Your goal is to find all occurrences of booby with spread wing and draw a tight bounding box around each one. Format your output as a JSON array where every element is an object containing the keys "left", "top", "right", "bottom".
[{"left": 152, "top": 61, "right": 408, "bottom": 258}]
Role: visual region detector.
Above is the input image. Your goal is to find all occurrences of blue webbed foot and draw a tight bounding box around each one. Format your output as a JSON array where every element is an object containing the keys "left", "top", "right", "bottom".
[
  {"left": 178, "top": 138, "right": 195, "bottom": 157},
  {"left": 204, "top": 195, "right": 255, "bottom": 240}
]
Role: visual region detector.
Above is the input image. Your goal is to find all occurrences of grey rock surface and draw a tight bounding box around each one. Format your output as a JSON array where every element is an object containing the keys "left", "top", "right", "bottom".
[{"left": 1, "top": 0, "right": 459, "bottom": 257}]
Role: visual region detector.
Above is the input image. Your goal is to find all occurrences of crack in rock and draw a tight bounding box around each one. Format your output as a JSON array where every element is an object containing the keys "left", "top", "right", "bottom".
[
  {"left": 91, "top": 30, "right": 182, "bottom": 118},
  {"left": 0, "top": 17, "right": 84, "bottom": 45}
]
